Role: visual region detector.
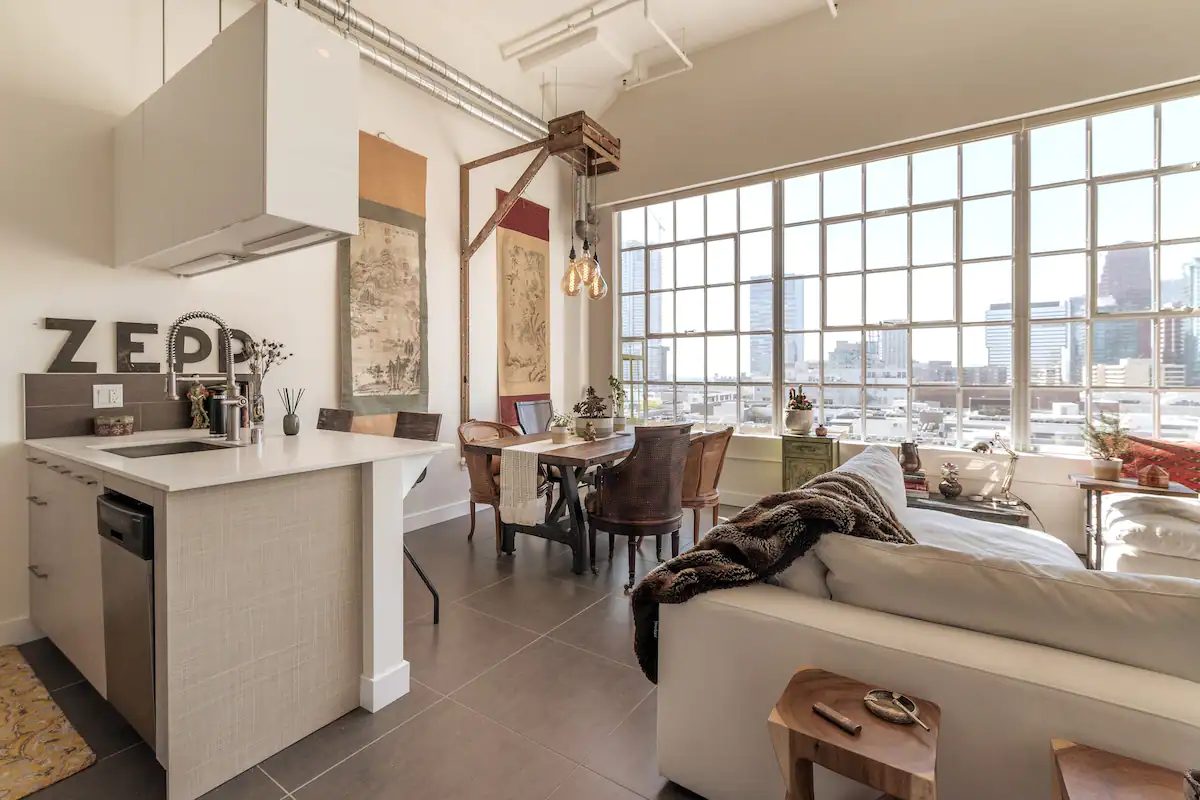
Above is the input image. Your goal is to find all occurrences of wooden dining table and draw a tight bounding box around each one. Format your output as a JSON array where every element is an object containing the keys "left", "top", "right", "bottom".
[{"left": 461, "top": 431, "right": 640, "bottom": 574}]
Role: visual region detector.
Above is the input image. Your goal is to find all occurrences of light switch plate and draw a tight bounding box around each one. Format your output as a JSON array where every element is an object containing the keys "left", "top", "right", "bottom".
[{"left": 93, "top": 384, "right": 123, "bottom": 409}]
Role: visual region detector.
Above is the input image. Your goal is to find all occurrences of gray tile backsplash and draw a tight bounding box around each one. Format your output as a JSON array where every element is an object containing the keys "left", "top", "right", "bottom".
[{"left": 22, "top": 373, "right": 243, "bottom": 439}]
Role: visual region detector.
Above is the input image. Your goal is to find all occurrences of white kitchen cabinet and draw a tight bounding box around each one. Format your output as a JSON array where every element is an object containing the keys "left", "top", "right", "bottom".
[{"left": 26, "top": 453, "right": 106, "bottom": 696}]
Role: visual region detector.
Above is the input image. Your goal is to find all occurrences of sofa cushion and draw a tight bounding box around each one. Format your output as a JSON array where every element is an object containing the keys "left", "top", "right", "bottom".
[
  {"left": 904, "top": 508, "right": 1081, "bottom": 567},
  {"left": 775, "top": 444, "right": 906, "bottom": 597},
  {"left": 1102, "top": 541, "right": 1200, "bottom": 580},
  {"left": 817, "top": 533, "right": 1200, "bottom": 683},
  {"left": 833, "top": 444, "right": 908, "bottom": 520},
  {"left": 1105, "top": 495, "right": 1200, "bottom": 561}
]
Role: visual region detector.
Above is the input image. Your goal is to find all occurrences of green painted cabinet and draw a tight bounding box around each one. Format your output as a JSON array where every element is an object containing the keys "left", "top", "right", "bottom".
[{"left": 782, "top": 434, "right": 839, "bottom": 490}]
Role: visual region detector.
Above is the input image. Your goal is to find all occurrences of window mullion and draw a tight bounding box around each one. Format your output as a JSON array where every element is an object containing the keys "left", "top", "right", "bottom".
[
  {"left": 773, "top": 180, "right": 784, "bottom": 435},
  {"left": 1012, "top": 131, "right": 1032, "bottom": 450}
]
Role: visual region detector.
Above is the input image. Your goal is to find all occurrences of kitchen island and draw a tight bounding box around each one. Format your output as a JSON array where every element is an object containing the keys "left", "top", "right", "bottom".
[{"left": 25, "top": 428, "right": 451, "bottom": 800}]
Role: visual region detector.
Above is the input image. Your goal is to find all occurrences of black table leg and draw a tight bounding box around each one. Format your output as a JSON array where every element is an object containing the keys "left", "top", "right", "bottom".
[
  {"left": 561, "top": 467, "right": 590, "bottom": 575},
  {"left": 404, "top": 545, "right": 439, "bottom": 625},
  {"left": 1092, "top": 488, "right": 1104, "bottom": 570}
]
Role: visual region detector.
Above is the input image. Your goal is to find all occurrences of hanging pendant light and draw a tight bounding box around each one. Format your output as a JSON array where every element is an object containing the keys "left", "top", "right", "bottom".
[
  {"left": 587, "top": 250, "right": 609, "bottom": 300},
  {"left": 578, "top": 238, "right": 595, "bottom": 285},
  {"left": 560, "top": 245, "right": 583, "bottom": 296}
]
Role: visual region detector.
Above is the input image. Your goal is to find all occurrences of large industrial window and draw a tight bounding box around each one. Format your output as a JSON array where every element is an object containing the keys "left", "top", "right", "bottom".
[{"left": 616, "top": 86, "right": 1200, "bottom": 450}]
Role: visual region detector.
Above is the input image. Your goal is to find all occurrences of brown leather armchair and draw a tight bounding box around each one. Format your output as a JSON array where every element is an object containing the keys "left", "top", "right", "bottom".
[
  {"left": 585, "top": 424, "right": 693, "bottom": 591},
  {"left": 456, "top": 420, "right": 550, "bottom": 553},
  {"left": 681, "top": 427, "right": 734, "bottom": 547}
]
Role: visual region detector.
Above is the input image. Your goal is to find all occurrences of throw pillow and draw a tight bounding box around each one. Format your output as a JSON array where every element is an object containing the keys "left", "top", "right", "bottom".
[{"left": 1121, "top": 435, "right": 1200, "bottom": 492}]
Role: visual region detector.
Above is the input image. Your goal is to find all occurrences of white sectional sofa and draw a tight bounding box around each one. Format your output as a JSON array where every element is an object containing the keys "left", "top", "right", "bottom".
[{"left": 656, "top": 446, "right": 1200, "bottom": 800}]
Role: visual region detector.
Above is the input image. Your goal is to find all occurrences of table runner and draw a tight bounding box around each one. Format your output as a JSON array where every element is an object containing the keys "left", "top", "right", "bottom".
[{"left": 498, "top": 435, "right": 616, "bottom": 524}]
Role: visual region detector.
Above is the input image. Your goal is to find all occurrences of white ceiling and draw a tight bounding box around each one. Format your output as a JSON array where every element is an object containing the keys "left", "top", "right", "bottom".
[{"left": 434, "top": 0, "right": 830, "bottom": 117}]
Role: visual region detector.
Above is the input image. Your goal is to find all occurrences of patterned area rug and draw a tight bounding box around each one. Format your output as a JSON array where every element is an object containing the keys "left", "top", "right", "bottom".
[{"left": 0, "top": 646, "right": 95, "bottom": 799}]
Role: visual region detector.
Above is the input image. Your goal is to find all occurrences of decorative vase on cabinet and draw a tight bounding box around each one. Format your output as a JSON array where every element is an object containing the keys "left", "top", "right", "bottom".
[{"left": 782, "top": 433, "right": 839, "bottom": 491}]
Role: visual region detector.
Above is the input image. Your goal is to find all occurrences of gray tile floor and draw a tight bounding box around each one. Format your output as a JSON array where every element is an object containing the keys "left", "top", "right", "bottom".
[{"left": 21, "top": 507, "right": 737, "bottom": 800}]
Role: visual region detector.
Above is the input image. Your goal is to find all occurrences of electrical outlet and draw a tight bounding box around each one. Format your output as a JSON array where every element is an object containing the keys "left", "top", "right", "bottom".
[{"left": 92, "top": 384, "right": 123, "bottom": 409}]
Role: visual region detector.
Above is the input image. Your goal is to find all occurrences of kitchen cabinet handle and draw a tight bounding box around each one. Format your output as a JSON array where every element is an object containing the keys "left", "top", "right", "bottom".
[
  {"left": 26, "top": 496, "right": 48, "bottom": 507},
  {"left": 27, "top": 566, "right": 48, "bottom": 579},
  {"left": 49, "top": 465, "right": 72, "bottom": 475},
  {"left": 25, "top": 457, "right": 47, "bottom": 465},
  {"left": 72, "top": 474, "right": 98, "bottom": 486}
]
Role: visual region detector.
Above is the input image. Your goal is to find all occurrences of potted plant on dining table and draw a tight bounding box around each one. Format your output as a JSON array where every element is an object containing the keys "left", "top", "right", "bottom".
[
  {"left": 549, "top": 412, "right": 574, "bottom": 444},
  {"left": 608, "top": 375, "right": 627, "bottom": 432},
  {"left": 573, "top": 386, "right": 613, "bottom": 437}
]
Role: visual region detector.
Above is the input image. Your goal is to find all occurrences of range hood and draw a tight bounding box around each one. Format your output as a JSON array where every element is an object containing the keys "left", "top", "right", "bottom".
[{"left": 115, "top": 1, "right": 359, "bottom": 276}]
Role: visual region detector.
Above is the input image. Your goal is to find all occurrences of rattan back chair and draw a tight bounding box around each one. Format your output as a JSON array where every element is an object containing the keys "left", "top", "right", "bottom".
[
  {"left": 681, "top": 427, "right": 734, "bottom": 546},
  {"left": 317, "top": 408, "right": 444, "bottom": 623},
  {"left": 456, "top": 419, "right": 550, "bottom": 552},
  {"left": 514, "top": 399, "right": 554, "bottom": 435},
  {"left": 586, "top": 423, "right": 693, "bottom": 591}
]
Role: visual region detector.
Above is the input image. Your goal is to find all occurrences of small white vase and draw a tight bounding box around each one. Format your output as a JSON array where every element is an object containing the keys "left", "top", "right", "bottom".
[
  {"left": 550, "top": 426, "right": 571, "bottom": 444},
  {"left": 1091, "top": 457, "right": 1123, "bottom": 482},
  {"left": 785, "top": 408, "right": 814, "bottom": 434}
]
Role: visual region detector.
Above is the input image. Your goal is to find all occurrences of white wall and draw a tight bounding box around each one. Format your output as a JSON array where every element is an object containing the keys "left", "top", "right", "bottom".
[
  {"left": 718, "top": 437, "right": 1091, "bottom": 552},
  {"left": 598, "top": 0, "right": 1200, "bottom": 204},
  {"left": 0, "top": 0, "right": 576, "bottom": 643}
]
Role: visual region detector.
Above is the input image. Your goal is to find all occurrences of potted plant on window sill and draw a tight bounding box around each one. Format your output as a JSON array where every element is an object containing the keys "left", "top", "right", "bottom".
[
  {"left": 549, "top": 412, "right": 574, "bottom": 444},
  {"left": 1083, "top": 411, "right": 1130, "bottom": 481},
  {"left": 785, "top": 386, "right": 815, "bottom": 435},
  {"left": 573, "top": 386, "right": 613, "bottom": 437},
  {"left": 608, "top": 375, "right": 627, "bottom": 432}
]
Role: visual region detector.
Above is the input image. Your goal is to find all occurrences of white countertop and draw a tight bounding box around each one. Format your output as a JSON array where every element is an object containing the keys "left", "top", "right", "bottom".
[{"left": 26, "top": 428, "right": 453, "bottom": 492}]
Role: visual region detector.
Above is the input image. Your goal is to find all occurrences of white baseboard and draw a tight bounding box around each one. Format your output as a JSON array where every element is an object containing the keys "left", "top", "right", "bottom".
[
  {"left": 716, "top": 490, "right": 759, "bottom": 509},
  {"left": 405, "top": 500, "right": 469, "bottom": 532},
  {"left": 0, "top": 616, "right": 42, "bottom": 647},
  {"left": 359, "top": 660, "right": 410, "bottom": 713}
]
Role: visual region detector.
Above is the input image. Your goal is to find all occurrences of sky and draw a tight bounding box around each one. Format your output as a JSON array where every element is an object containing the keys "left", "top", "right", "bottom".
[{"left": 620, "top": 95, "right": 1200, "bottom": 387}]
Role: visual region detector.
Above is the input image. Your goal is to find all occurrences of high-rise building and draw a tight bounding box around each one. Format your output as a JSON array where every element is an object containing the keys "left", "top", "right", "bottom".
[
  {"left": 745, "top": 280, "right": 804, "bottom": 380},
  {"left": 1095, "top": 248, "right": 1153, "bottom": 364},
  {"left": 986, "top": 301, "right": 1082, "bottom": 384}
]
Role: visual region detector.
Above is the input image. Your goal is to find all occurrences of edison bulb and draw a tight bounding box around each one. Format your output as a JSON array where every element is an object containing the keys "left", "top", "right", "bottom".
[{"left": 587, "top": 264, "right": 609, "bottom": 300}]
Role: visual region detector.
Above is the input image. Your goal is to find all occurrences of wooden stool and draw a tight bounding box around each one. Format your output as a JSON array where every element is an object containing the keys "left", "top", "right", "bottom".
[
  {"left": 1052, "top": 740, "right": 1182, "bottom": 799},
  {"left": 768, "top": 668, "right": 940, "bottom": 800}
]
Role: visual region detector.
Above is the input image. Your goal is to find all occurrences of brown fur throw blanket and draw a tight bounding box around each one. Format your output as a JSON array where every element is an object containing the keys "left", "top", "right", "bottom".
[{"left": 631, "top": 471, "right": 914, "bottom": 682}]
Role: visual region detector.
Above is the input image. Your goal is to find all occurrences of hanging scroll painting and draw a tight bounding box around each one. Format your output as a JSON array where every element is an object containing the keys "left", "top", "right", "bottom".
[
  {"left": 496, "top": 189, "right": 551, "bottom": 427},
  {"left": 339, "top": 132, "right": 429, "bottom": 413}
]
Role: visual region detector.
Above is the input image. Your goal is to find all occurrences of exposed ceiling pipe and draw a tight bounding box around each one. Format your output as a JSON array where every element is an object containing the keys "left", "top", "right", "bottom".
[
  {"left": 501, "top": 0, "right": 641, "bottom": 62},
  {"left": 623, "top": 0, "right": 692, "bottom": 91},
  {"left": 299, "top": 0, "right": 549, "bottom": 138}
]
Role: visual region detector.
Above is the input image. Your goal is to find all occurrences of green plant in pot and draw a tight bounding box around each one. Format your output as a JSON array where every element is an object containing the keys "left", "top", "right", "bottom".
[
  {"left": 549, "top": 412, "right": 574, "bottom": 444},
  {"left": 572, "top": 386, "right": 612, "bottom": 437},
  {"left": 1083, "top": 412, "right": 1130, "bottom": 481},
  {"left": 608, "top": 375, "right": 627, "bottom": 432},
  {"left": 785, "top": 386, "right": 814, "bottom": 434}
]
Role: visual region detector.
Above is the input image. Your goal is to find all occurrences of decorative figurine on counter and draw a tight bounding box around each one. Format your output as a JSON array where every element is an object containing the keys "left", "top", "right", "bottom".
[
  {"left": 939, "top": 462, "right": 963, "bottom": 499},
  {"left": 814, "top": 421, "right": 828, "bottom": 437},
  {"left": 187, "top": 381, "right": 210, "bottom": 429},
  {"left": 581, "top": 421, "right": 598, "bottom": 442},
  {"left": 898, "top": 440, "right": 922, "bottom": 473}
]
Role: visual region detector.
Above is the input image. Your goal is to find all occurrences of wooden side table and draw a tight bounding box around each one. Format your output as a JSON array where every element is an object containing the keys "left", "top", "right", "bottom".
[
  {"left": 1052, "top": 739, "right": 1182, "bottom": 799},
  {"left": 906, "top": 494, "right": 1030, "bottom": 527},
  {"left": 1068, "top": 474, "right": 1197, "bottom": 569},
  {"left": 768, "top": 668, "right": 940, "bottom": 800}
]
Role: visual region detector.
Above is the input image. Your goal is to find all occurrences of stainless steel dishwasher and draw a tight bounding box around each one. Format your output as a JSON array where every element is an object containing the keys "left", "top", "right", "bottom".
[{"left": 97, "top": 491, "right": 155, "bottom": 748}]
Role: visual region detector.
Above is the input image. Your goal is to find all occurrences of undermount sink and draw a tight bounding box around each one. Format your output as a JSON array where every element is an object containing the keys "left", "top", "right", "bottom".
[{"left": 103, "top": 441, "right": 233, "bottom": 459}]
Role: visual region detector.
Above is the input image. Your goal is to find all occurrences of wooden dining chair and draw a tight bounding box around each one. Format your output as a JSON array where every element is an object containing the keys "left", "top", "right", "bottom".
[
  {"left": 514, "top": 399, "right": 554, "bottom": 435},
  {"left": 317, "top": 408, "right": 444, "bottom": 623},
  {"left": 457, "top": 420, "right": 551, "bottom": 553},
  {"left": 586, "top": 424, "right": 693, "bottom": 592},
  {"left": 681, "top": 427, "right": 734, "bottom": 547}
]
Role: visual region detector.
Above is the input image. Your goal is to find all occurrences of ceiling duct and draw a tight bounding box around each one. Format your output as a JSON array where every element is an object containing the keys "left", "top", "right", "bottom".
[{"left": 298, "top": 0, "right": 548, "bottom": 140}]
